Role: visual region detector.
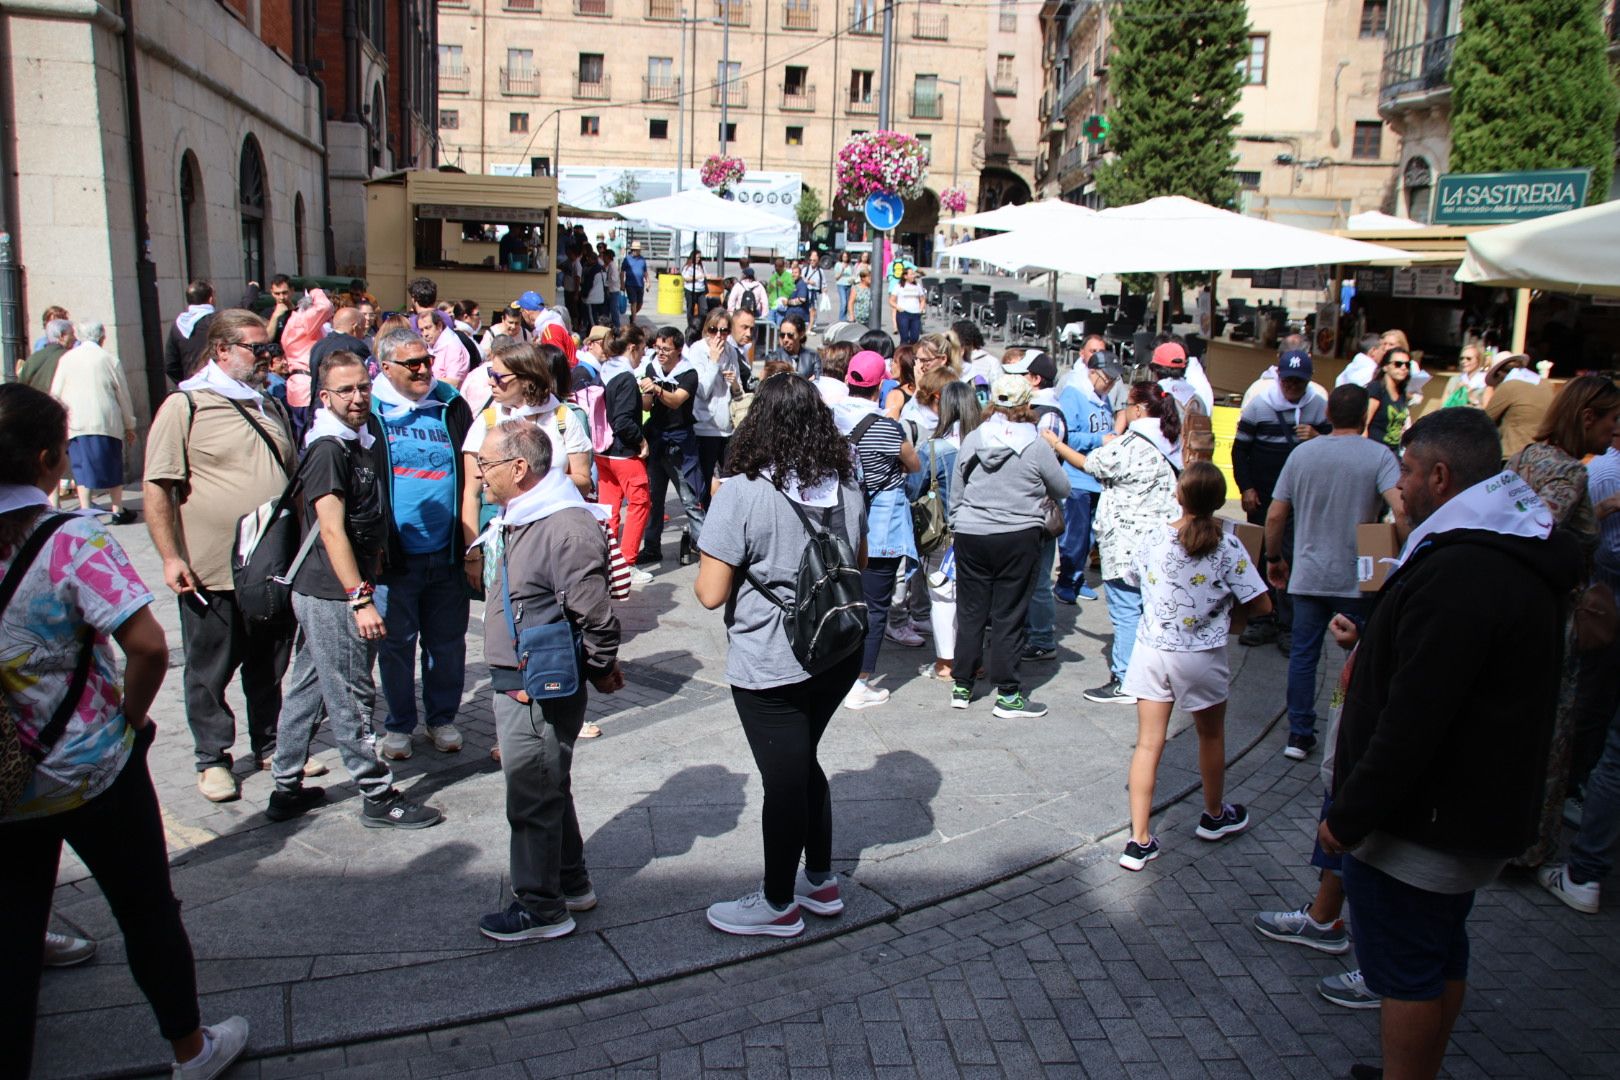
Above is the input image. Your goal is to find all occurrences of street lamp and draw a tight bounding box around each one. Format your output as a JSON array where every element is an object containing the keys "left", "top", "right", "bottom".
[{"left": 935, "top": 77, "right": 964, "bottom": 198}]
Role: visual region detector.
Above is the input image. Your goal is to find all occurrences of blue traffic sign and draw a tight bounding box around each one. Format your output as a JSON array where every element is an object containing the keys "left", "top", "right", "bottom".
[{"left": 864, "top": 192, "right": 905, "bottom": 233}]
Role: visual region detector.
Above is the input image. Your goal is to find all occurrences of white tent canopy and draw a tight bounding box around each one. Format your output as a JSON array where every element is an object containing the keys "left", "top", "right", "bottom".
[
  {"left": 1347, "top": 210, "right": 1424, "bottom": 231},
  {"left": 610, "top": 187, "right": 789, "bottom": 236},
  {"left": 1456, "top": 200, "right": 1620, "bottom": 297},
  {"left": 951, "top": 199, "right": 1097, "bottom": 232}
]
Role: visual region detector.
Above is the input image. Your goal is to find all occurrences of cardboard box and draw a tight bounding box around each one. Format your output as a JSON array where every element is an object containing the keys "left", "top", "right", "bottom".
[
  {"left": 1218, "top": 516, "right": 1264, "bottom": 566},
  {"left": 1357, "top": 523, "right": 1400, "bottom": 592}
]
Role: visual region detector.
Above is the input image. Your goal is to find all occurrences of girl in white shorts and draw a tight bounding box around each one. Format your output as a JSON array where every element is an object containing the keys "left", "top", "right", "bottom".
[{"left": 1118, "top": 462, "right": 1271, "bottom": 870}]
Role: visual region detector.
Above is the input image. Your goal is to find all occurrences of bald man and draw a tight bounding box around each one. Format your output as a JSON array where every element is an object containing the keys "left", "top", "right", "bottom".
[{"left": 310, "top": 307, "right": 373, "bottom": 372}]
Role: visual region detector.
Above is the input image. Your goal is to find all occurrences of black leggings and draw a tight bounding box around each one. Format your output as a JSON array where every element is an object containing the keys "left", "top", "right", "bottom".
[
  {"left": 732, "top": 654, "right": 861, "bottom": 908},
  {"left": 1, "top": 723, "right": 200, "bottom": 1075},
  {"left": 953, "top": 528, "right": 1042, "bottom": 695}
]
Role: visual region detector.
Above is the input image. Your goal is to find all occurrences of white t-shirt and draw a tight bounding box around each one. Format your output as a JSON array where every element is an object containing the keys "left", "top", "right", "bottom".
[
  {"left": 1126, "top": 524, "right": 1266, "bottom": 652},
  {"left": 895, "top": 283, "right": 925, "bottom": 314},
  {"left": 461, "top": 400, "right": 591, "bottom": 470},
  {"left": 814, "top": 375, "right": 849, "bottom": 406}
]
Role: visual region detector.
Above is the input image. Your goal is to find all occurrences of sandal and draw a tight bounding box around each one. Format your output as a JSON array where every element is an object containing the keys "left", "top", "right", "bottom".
[
  {"left": 917, "top": 662, "right": 953, "bottom": 681},
  {"left": 579, "top": 722, "right": 603, "bottom": 739}
]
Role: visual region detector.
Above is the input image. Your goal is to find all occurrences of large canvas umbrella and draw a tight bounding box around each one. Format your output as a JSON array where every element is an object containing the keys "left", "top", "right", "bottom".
[
  {"left": 612, "top": 187, "right": 790, "bottom": 236},
  {"left": 952, "top": 199, "right": 1097, "bottom": 232},
  {"left": 1456, "top": 199, "right": 1620, "bottom": 297}
]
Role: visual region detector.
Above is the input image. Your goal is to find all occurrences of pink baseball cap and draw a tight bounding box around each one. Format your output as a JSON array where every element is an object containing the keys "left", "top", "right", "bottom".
[
  {"left": 846, "top": 350, "right": 886, "bottom": 387},
  {"left": 1151, "top": 341, "right": 1187, "bottom": 369}
]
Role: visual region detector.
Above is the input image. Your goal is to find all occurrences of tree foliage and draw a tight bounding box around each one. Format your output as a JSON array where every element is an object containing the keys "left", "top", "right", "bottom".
[
  {"left": 603, "top": 170, "right": 640, "bottom": 207},
  {"left": 1449, "top": 0, "right": 1618, "bottom": 201},
  {"left": 797, "top": 183, "right": 824, "bottom": 238},
  {"left": 1095, "top": 0, "right": 1248, "bottom": 210}
]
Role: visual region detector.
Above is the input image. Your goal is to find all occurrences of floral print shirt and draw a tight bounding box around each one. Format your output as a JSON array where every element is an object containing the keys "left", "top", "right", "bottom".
[
  {"left": 1509, "top": 441, "right": 1597, "bottom": 561},
  {"left": 1128, "top": 525, "right": 1266, "bottom": 652},
  {"left": 1086, "top": 429, "right": 1181, "bottom": 580}
]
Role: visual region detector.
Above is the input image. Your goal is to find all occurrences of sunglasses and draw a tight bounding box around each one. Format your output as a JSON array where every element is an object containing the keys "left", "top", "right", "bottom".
[
  {"left": 489, "top": 369, "right": 518, "bottom": 388},
  {"left": 1388, "top": 361, "right": 1411, "bottom": 368},
  {"left": 707, "top": 326, "right": 731, "bottom": 336},
  {"left": 385, "top": 355, "right": 431, "bottom": 371},
  {"left": 232, "top": 341, "right": 283, "bottom": 361}
]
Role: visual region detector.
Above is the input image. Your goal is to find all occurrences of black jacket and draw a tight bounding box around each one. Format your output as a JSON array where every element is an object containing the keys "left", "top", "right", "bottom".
[
  {"left": 310, "top": 331, "right": 372, "bottom": 372},
  {"left": 164, "top": 317, "right": 214, "bottom": 383},
  {"left": 364, "top": 389, "right": 474, "bottom": 571},
  {"left": 1328, "top": 526, "right": 1580, "bottom": 859},
  {"left": 601, "top": 369, "right": 645, "bottom": 458}
]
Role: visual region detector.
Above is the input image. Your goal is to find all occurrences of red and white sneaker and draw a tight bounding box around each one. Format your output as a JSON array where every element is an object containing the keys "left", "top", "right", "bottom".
[
  {"left": 705, "top": 888, "right": 804, "bottom": 937},
  {"left": 794, "top": 869, "right": 845, "bottom": 916}
]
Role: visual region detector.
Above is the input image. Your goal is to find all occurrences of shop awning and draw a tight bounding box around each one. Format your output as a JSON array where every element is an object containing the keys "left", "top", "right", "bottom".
[{"left": 1456, "top": 199, "right": 1620, "bottom": 298}]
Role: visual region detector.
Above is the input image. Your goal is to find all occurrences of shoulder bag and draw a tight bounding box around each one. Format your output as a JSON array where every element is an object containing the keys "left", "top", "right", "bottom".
[{"left": 500, "top": 540, "right": 584, "bottom": 700}]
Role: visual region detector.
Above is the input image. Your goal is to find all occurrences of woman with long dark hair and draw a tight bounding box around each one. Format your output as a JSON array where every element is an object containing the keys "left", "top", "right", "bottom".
[
  {"left": 0, "top": 384, "right": 248, "bottom": 1078},
  {"left": 694, "top": 373, "right": 866, "bottom": 937}
]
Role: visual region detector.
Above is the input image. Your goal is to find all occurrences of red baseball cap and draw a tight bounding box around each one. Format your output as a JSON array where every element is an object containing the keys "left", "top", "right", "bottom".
[{"left": 1151, "top": 342, "right": 1187, "bottom": 369}]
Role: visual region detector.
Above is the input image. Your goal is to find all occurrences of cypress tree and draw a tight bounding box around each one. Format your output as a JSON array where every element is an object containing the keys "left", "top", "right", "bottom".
[
  {"left": 1095, "top": 0, "right": 1249, "bottom": 209},
  {"left": 1449, "top": 0, "right": 1618, "bottom": 201}
]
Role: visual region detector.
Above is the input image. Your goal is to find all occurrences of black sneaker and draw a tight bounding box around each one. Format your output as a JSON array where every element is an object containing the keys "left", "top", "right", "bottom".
[
  {"left": 679, "top": 532, "right": 696, "bottom": 566},
  {"left": 1020, "top": 645, "right": 1057, "bottom": 662},
  {"left": 1119, "top": 836, "right": 1160, "bottom": 871},
  {"left": 478, "top": 900, "right": 576, "bottom": 942},
  {"left": 108, "top": 508, "right": 138, "bottom": 526},
  {"left": 1284, "top": 733, "right": 1317, "bottom": 761},
  {"left": 265, "top": 785, "right": 325, "bottom": 822},
  {"left": 1083, "top": 679, "right": 1137, "bottom": 705},
  {"left": 1195, "top": 803, "right": 1250, "bottom": 841},
  {"left": 361, "top": 791, "right": 444, "bottom": 829},
  {"left": 1239, "top": 619, "right": 1278, "bottom": 646}
]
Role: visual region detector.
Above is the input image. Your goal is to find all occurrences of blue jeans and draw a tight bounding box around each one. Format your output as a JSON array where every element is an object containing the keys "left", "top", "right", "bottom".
[
  {"left": 897, "top": 311, "right": 922, "bottom": 344},
  {"left": 376, "top": 552, "right": 471, "bottom": 734},
  {"left": 1287, "top": 594, "right": 1368, "bottom": 739},
  {"left": 1055, "top": 489, "right": 1096, "bottom": 592},
  {"left": 1026, "top": 535, "right": 1058, "bottom": 651},
  {"left": 837, "top": 284, "right": 851, "bottom": 320},
  {"left": 860, "top": 557, "right": 901, "bottom": 673},
  {"left": 1104, "top": 578, "right": 1142, "bottom": 683},
  {"left": 1571, "top": 700, "right": 1620, "bottom": 883}
]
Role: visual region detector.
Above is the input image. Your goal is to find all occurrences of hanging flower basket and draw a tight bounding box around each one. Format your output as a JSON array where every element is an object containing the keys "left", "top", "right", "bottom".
[
  {"left": 834, "top": 131, "right": 930, "bottom": 209},
  {"left": 940, "top": 187, "right": 969, "bottom": 215},
  {"left": 701, "top": 154, "right": 747, "bottom": 195}
]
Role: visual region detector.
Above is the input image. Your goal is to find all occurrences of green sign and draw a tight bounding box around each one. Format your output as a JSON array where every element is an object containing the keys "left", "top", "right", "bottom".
[
  {"left": 1082, "top": 115, "right": 1110, "bottom": 143},
  {"left": 1432, "top": 168, "right": 1591, "bottom": 225}
]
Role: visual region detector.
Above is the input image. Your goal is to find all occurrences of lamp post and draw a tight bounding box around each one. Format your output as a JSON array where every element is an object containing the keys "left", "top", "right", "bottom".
[{"left": 936, "top": 77, "right": 963, "bottom": 196}]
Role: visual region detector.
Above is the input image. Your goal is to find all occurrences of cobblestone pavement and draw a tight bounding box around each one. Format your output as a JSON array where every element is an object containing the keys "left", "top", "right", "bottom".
[{"left": 152, "top": 721, "right": 1620, "bottom": 1080}]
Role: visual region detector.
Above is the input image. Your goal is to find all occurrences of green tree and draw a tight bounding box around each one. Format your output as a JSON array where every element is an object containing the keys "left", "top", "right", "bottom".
[
  {"left": 797, "top": 183, "right": 824, "bottom": 239},
  {"left": 603, "top": 170, "right": 640, "bottom": 207},
  {"left": 1449, "top": 0, "right": 1618, "bottom": 201},
  {"left": 1094, "top": 0, "right": 1248, "bottom": 211}
]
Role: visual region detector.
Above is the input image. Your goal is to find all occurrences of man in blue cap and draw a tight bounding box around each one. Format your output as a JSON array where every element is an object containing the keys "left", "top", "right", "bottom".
[{"left": 517, "top": 290, "right": 564, "bottom": 336}]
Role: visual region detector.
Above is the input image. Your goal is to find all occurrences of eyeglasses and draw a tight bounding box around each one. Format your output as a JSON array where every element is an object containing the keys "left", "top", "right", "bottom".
[
  {"left": 385, "top": 355, "right": 431, "bottom": 371},
  {"left": 475, "top": 456, "right": 518, "bottom": 474},
  {"left": 324, "top": 382, "right": 372, "bottom": 398},
  {"left": 488, "top": 369, "right": 516, "bottom": 388},
  {"left": 232, "top": 341, "right": 282, "bottom": 361}
]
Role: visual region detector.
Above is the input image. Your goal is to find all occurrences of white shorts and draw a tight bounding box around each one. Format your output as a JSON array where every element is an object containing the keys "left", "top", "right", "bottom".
[{"left": 1121, "top": 642, "right": 1230, "bottom": 713}]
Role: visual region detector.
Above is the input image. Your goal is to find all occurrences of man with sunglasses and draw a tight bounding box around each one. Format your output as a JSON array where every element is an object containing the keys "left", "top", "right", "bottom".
[
  {"left": 771, "top": 313, "right": 819, "bottom": 379},
  {"left": 266, "top": 352, "right": 443, "bottom": 829},
  {"left": 144, "top": 310, "right": 300, "bottom": 803},
  {"left": 367, "top": 328, "right": 476, "bottom": 761},
  {"left": 1365, "top": 348, "right": 1414, "bottom": 456}
]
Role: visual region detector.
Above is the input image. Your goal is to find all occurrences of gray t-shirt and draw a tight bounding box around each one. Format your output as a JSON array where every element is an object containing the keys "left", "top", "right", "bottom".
[
  {"left": 699, "top": 475, "right": 867, "bottom": 690},
  {"left": 1272, "top": 434, "right": 1400, "bottom": 598},
  {"left": 1354, "top": 832, "right": 1505, "bottom": 895}
]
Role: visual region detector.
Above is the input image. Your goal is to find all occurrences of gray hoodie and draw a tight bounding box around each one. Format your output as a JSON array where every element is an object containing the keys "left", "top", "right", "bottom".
[{"left": 950, "top": 416, "right": 1072, "bottom": 536}]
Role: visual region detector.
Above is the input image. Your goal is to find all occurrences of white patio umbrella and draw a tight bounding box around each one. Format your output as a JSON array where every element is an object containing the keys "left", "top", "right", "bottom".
[
  {"left": 611, "top": 187, "right": 790, "bottom": 236},
  {"left": 1456, "top": 199, "right": 1620, "bottom": 297},
  {"left": 952, "top": 199, "right": 1097, "bottom": 232},
  {"left": 1347, "top": 210, "right": 1424, "bottom": 231}
]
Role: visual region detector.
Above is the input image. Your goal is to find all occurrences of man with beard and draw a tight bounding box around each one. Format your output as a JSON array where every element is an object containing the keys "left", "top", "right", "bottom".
[
  {"left": 1365, "top": 347, "right": 1414, "bottom": 456},
  {"left": 143, "top": 310, "right": 299, "bottom": 803}
]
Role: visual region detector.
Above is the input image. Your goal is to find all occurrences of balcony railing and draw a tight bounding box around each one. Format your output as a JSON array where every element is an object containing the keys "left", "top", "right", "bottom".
[
  {"left": 1058, "top": 144, "right": 1085, "bottom": 175},
  {"left": 645, "top": 0, "right": 680, "bottom": 19},
  {"left": 913, "top": 8, "right": 947, "bottom": 40},
  {"left": 711, "top": 80, "right": 749, "bottom": 108},
  {"left": 779, "top": 84, "right": 816, "bottom": 111},
  {"left": 909, "top": 92, "right": 942, "bottom": 120},
  {"left": 781, "top": 0, "right": 816, "bottom": 31},
  {"left": 574, "top": 0, "right": 610, "bottom": 14},
  {"left": 849, "top": 7, "right": 880, "bottom": 35},
  {"left": 501, "top": 68, "right": 540, "bottom": 96},
  {"left": 440, "top": 65, "right": 469, "bottom": 93},
  {"left": 994, "top": 74, "right": 1018, "bottom": 96},
  {"left": 1380, "top": 34, "right": 1456, "bottom": 106},
  {"left": 846, "top": 92, "right": 877, "bottom": 115},
  {"left": 574, "top": 74, "right": 611, "bottom": 100},
  {"left": 714, "top": 0, "right": 750, "bottom": 26},
  {"left": 642, "top": 76, "right": 681, "bottom": 102}
]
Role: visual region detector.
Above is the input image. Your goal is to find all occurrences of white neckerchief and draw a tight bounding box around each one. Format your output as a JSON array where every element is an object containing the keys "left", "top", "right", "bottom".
[
  {"left": 1394, "top": 469, "right": 1554, "bottom": 571},
  {"left": 599, "top": 357, "right": 634, "bottom": 385},
  {"left": 0, "top": 483, "right": 49, "bottom": 516},
  {"left": 490, "top": 468, "right": 609, "bottom": 530},
  {"left": 980, "top": 412, "right": 1037, "bottom": 453},
  {"left": 644, "top": 356, "right": 696, "bottom": 384},
  {"left": 175, "top": 303, "right": 214, "bottom": 339},
  {"left": 1504, "top": 368, "right": 1542, "bottom": 387},
  {"left": 1261, "top": 379, "right": 1308, "bottom": 423},
  {"left": 371, "top": 372, "right": 445, "bottom": 420},
  {"left": 1338, "top": 353, "right": 1378, "bottom": 388},
  {"left": 1127, "top": 417, "right": 1176, "bottom": 462},
  {"left": 1031, "top": 387, "right": 1061, "bottom": 409},
  {"left": 759, "top": 466, "right": 839, "bottom": 508},
  {"left": 1185, "top": 356, "right": 1216, "bottom": 412},
  {"left": 500, "top": 396, "right": 561, "bottom": 425},
  {"left": 1074, "top": 373, "right": 1106, "bottom": 408},
  {"left": 305, "top": 407, "right": 377, "bottom": 449},
  {"left": 178, "top": 360, "right": 267, "bottom": 410},
  {"left": 832, "top": 396, "right": 883, "bottom": 436},
  {"left": 900, "top": 397, "right": 938, "bottom": 433}
]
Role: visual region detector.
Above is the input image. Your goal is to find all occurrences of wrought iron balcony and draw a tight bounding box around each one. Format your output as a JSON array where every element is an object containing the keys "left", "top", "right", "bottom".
[
  {"left": 646, "top": 0, "right": 680, "bottom": 20},
  {"left": 846, "top": 92, "right": 877, "bottom": 115},
  {"left": 440, "top": 65, "right": 470, "bottom": 94},
  {"left": 500, "top": 68, "right": 540, "bottom": 96},
  {"left": 781, "top": 0, "right": 816, "bottom": 31},
  {"left": 913, "top": 8, "right": 947, "bottom": 40},
  {"left": 714, "top": 0, "right": 750, "bottom": 26},
  {"left": 574, "top": 0, "right": 610, "bottom": 13},
  {"left": 642, "top": 76, "right": 681, "bottom": 103},
  {"left": 574, "top": 74, "right": 612, "bottom": 100},
  {"left": 711, "top": 80, "right": 749, "bottom": 108},
  {"left": 848, "top": 6, "right": 880, "bottom": 35},
  {"left": 1380, "top": 33, "right": 1456, "bottom": 108},
  {"left": 994, "top": 74, "right": 1018, "bottom": 96},
  {"left": 779, "top": 84, "right": 816, "bottom": 112},
  {"left": 909, "top": 92, "right": 943, "bottom": 120}
]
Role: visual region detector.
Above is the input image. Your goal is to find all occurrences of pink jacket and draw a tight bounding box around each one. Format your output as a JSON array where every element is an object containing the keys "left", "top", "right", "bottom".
[{"left": 280, "top": 287, "right": 333, "bottom": 407}]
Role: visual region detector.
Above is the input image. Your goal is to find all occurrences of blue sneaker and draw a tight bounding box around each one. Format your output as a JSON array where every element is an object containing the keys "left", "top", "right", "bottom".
[
  {"left": 1054, "top": 585, "right": 1079, "bottom": 605},
  {"left": 1078, "top": 583, "right": 1099, "bottom": 601}
]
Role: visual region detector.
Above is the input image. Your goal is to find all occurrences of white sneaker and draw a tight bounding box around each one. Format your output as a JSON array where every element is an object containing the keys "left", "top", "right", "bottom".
[
  {"left": 430, "top": 724, "right": 464, "bottom": 753},
  {"left": 378, "top": 732, "right": 413, "bottom": 760},
  {"left": 1537, "top": 863, "right": 1600, "bottom": 914},
  {"left": 172, "top": 1016, "right": 249, "bottom": 1079},
  {"left": 42, "top": 930, "right": 96, "bottom": 967},
  {"left": 628, "top": 567, "right": 654, "bottom": 586},
  {"left": 884, "top": 624, "right": 926, "bottom": 648},
  {"left": 843, "top": 681, "right": 890, "bottom": 711}
]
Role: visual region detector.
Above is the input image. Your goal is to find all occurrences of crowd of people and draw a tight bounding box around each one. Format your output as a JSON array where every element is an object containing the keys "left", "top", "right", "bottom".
[{"left": 3, "top": 268, "right": 1615, "bottom": 1080}]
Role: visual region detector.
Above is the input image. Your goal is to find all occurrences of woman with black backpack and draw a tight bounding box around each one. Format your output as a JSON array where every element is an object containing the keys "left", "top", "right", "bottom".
[{"left": 695, "top": 374, "right": 867, "bottom": 938}]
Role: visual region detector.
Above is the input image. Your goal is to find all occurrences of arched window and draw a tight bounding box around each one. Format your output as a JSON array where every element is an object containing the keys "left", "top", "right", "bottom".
[
  {"left": 239, "top": 135, "right": 268, "bottom": 283},
  {"left": 294, "top": 193, "right": 307, "bottom": 275},
  {"left": 179, "top": 150, "right": 206, "bottom": 281},
  {"left": 1403, "top": 156, "right": 1434, "bottom": 224}
]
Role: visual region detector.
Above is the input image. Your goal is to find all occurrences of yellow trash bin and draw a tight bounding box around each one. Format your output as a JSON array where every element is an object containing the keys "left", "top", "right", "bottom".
[
  {"left": 1212, "top": 404, "right": 1241, "bottom": 495},
  {"left": 656, "top": 273, "right": 684, "bottom": 316}
]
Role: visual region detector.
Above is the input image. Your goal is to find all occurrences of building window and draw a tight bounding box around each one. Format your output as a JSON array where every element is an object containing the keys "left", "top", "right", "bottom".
[
  {"left": 1359, "top": 0, "right": 1387, "bottom": 37},
  {"left": 786, "top": 125, "right": 804, "bottom": 145},
  {"left": 439, "top": 109, "right": 459, "bottom": 129},
  {"left": 579, "top": 52, "right": 605, "bottom": 85},
  {"left": 850, "top": 69, "right": 874, "bottom": 104},
  {"left": 1240, "top": 34, "right": 1268, "bottom": 85},
  {"left": 992, "top": 118, "right": 1010, "bottom": 145},
  {"left": 1234, "top": 170, "right": 1262, "bottom": 191},
  {"left": 916, "top": 132, "right": 932, "bottom": 152},
  {"left": 531, "top": 156, "right": 551, "bottom": 176},
  {"left": 294, "top": 194, "right": 307, "bottom": 276},
  {"left": 784, "top": 65, "right": 808, "bottom": 95},
  {"left": 995, "top": 54, "right": 1015, "bottom": 81},
  {"left": 1404, "top": 156, "right": 1434, "bottom": 223},
  {"left": 650, "top": 118, "right": 669, "bottom": 139},
  {"left": 179, "top": 150, "right": 205, "bottom": 282},
  {"left": 510, "top": 112, "right": 530, "bottom": 133},
  {"left": 999, "top": 0, "right": 1016, "bottom": 33},
  {"left": 439, "top": 44, "right": 464, "bottom": 70},
  {"left": 648, "top": 56, "right": 673, "bottom": 81},
  {"left": 1352, "top": 121, "right": 1383, "bottom": 160},
  {"left": 852, "top": 128, "right": 868, "bottom": 137},
  {"left": 238, "top": 135, "right": 267, "bottom": 286},
  {"left": 581, "top": 115, "right": 601, "bottom": 135},
  {"left": 719, "top": 121, "right": 738, "bottom": 143}
]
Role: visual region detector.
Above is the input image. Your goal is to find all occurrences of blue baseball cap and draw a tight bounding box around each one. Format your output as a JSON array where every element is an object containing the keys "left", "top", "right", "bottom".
[
  {"left": 517, "top": 290, "right": 545, "bottom": 311},
  {"left": 1278, "top": 349, "right": 1313, "bottom": 381}
]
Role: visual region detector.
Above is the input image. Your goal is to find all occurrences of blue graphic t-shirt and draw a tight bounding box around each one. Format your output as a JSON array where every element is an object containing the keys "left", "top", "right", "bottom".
[{"left": 382, "top": 407, "right": 458, "bottom": 554}]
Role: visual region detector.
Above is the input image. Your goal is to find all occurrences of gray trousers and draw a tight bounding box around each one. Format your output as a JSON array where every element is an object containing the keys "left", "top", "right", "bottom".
[
  {"left": 887, "top": 559, "right": 929, "bottom": 630},
  {"left": 494, "top": 686, "right": 591, "bottom": 921},
  {"left": 273, "top": 592, "right": 394, "bottom": 800}
]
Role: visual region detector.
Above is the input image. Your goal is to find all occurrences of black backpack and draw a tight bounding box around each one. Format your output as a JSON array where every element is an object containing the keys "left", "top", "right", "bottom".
[
  {"left": 744, "top": 491, "right": 867, "bottom": 674},
  {"left": 739, "top": 285, "right": 760, "bottom": 316}
]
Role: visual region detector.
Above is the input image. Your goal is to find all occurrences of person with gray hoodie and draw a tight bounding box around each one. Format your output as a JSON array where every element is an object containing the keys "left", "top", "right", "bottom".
[{"left": 948, "top": 374, "right": 1072, "bottom": 718}]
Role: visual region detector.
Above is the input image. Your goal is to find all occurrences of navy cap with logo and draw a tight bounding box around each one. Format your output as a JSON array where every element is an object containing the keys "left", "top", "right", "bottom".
[{"left": 1278, "top": 348, "right": 1313, "bottom": 382}]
